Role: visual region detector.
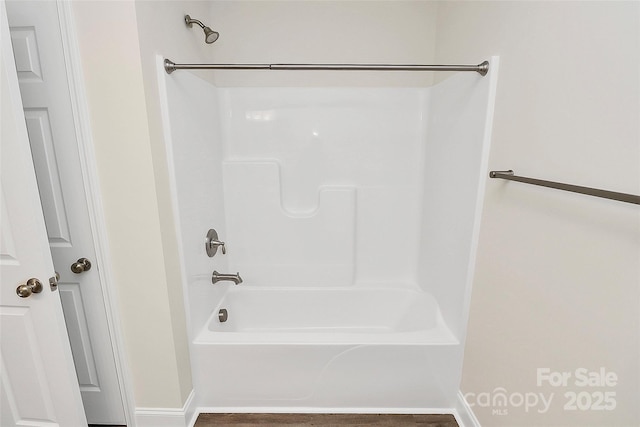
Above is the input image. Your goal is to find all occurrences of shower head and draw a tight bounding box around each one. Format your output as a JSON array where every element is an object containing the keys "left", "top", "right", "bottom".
[
  {"left": 203, "top": 26, "right": 219, "bottom": 44},
  {"left": 185, "top": 14, "right": 219, "bottom": 44}
]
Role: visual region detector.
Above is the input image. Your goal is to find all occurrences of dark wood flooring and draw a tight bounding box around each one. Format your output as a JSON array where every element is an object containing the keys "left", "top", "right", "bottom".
[{"left": 194, "top": 413, "right": 458, "bottom": 426}]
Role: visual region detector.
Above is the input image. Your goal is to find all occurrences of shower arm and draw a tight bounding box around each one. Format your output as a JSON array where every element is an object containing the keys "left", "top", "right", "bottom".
[
  {"left": 163, "top": 58, "right": 490, "bottom": 75},
  {"left": 185, "top": 15, "right": 206, "bottom": 30}
]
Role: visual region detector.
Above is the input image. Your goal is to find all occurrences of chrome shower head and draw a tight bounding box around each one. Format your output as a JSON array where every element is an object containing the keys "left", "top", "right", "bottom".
[{"left": 185, "top": 14, "right": 219, "bottom": 44}]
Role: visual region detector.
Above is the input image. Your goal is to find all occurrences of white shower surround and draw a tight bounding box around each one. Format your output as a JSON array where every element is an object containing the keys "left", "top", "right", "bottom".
[{"left": 159, "top": 56, "right": 498, "bottom": 418}]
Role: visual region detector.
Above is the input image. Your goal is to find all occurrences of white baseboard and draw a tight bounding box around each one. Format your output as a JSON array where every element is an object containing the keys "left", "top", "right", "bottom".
[
  {"left": 454, "top": 391, "right": 481, "bottom": 427},
  {"left": 135, "top": 391, "right": 477, "bottom": 427},
  {"left": 195, "top": 406, "right": 456, "bottom": 414},
  {"left": 135, "top": 389, "right": 197, "bottom": 427}
]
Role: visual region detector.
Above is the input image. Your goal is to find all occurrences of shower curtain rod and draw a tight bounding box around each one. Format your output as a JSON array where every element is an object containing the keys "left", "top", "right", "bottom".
[{"left": 163, "top": 58, "right": 489, "bottom": 75}]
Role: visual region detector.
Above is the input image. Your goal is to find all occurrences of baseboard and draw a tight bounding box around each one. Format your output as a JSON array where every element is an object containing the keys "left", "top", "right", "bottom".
[
  {"left": 454, "top": 390, "right": 481, "bottom": 427},
  {"left": 136, "top": 392, "right": 476, "bottom": 427},
  {"left": 196, "top": 406, "right": 456, "bottom": 414},
  {"left": 135, "top": 389, "right": 197, "bottom": 427}
]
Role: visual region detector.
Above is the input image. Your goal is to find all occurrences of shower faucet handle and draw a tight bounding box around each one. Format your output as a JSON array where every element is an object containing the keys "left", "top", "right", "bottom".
[
  {"left": 213, "top": 240, "right": 226, "bottom": 255},
  {"left": 205, "top": 229, "right": 226, "bottom": 257}
]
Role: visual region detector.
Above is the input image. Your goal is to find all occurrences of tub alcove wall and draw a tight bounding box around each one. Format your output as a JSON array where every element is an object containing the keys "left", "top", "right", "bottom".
[{"left": 159, "top": 57, "right": 498, "bottom": 414}]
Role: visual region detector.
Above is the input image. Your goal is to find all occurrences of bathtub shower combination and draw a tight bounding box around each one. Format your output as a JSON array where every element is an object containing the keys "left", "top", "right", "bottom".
[{"left": 159, "top": 55, "right": 499, "bottom": 415}]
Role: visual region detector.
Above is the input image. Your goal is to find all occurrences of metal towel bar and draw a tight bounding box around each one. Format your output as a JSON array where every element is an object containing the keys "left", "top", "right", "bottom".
[{"left": 489, "top": 170, "right": 640, "bottom": 205}]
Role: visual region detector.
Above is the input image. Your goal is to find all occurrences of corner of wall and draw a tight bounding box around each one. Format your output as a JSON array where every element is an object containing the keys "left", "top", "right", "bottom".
[
  {"left": 132, "top": 0, "right": 219, "bottom": 405},
  {"left": 135, "top": 389, "right": 198, "bottom": 427},
  {"left": 454, "top": 391, "right": 481, "bottom": 427},
  {"left": 71, "top": 0, "right": 193, "bottom": 409}
]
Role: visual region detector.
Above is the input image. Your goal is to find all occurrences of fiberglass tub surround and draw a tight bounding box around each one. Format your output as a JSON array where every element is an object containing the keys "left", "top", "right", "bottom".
[
  {"left": 202, "top": 287, "right": 452, "bottom": 343},
  {"left": 160, "top": 58, "right": 498, "bottom": 411}
]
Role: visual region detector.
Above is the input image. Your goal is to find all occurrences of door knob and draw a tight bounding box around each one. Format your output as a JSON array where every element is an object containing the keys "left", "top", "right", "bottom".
[
  {"left": 16, "top": 278, "right": 44, "bottom": 298},
  {"left": 70, "top": 258, "right": 92, "bottom": 274}
]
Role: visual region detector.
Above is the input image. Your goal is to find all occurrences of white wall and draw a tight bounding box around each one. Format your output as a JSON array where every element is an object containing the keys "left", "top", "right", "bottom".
[
  {"left": 71, "top": 0, "right": 214, "bottom": 409},
  {"left": 434, "top": 2, "right": 639, "bottom": 426},
  {"left": 207, "top": 0, "right": 438, "bottom": 87}
]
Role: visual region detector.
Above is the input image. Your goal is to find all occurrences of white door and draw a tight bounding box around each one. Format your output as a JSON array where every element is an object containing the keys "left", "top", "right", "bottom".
[
  {"left": 0, "top": 4, "right": 88, "bottom": 426},
  {"left": 6, "top": 1, "right": 126, "bottom": 424}
]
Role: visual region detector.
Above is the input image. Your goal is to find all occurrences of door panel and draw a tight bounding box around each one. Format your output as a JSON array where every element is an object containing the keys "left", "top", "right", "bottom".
[
  {"left": 59, "top": 285, "right": 101, "bottom": 388},
  {"left": 0, "top": 3, "right": 87, "bottom": 425},
  {"left": 24, "top": 108, "right": 73, "bottom": 246},
  {"left": 0, "top": 190, "right": 18, "bottom": 264},
  {"left": 1, "top": 307, "right": 57, "bottom": 422},
  {"left": 9, "top": 25, "right": 43, "bottom": 81},
  {"left": 6, "top": 1, "right": 125, "bottom": 423}
]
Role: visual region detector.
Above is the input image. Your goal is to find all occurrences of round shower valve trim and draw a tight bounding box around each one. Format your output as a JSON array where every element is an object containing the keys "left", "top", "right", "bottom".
[{"left": 205, "top": 228, "right": 226, "bottom": 257}]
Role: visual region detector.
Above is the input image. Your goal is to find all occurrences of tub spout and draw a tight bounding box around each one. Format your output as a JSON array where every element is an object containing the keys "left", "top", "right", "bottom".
[{"left": 212, "top": 271, "right": 243, "bottom": 285}]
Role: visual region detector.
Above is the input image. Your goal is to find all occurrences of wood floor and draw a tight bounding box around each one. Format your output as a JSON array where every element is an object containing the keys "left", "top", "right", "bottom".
[{"left": 194, "top": 413, "right": 459, "bottom": 426}]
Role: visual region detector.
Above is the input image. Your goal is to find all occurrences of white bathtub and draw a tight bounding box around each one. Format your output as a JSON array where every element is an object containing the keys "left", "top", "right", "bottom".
[
  {"left": 197, "top": 287, "right": 457, "bottom": 344},
  {"left": 193, "top": 287, "right": 462, "bottom": 410}
]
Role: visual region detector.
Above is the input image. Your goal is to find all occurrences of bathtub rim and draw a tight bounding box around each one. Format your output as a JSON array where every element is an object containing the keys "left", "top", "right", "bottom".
[{"left": 194, "top": 286, "right": 459, "bottom": 345}]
